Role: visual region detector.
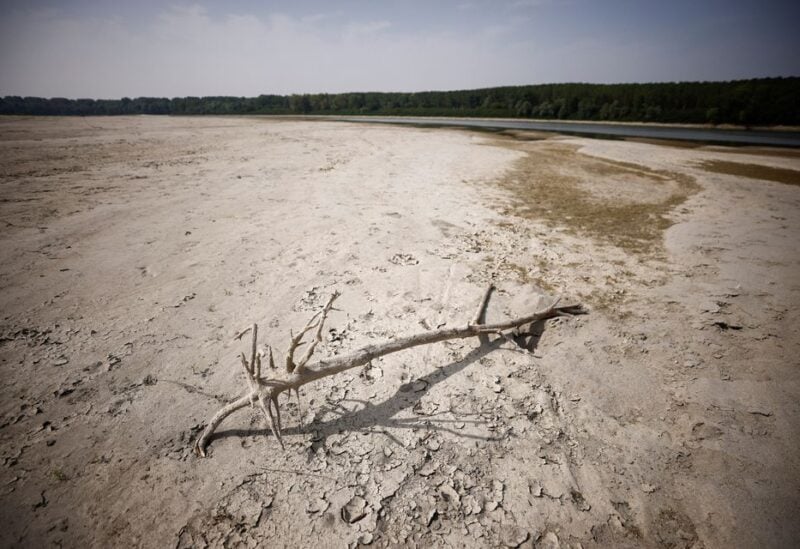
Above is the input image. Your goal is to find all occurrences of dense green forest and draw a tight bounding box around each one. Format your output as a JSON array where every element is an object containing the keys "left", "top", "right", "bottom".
[{"left": 1, "top": 77, "right": 798, "bottom": 125}]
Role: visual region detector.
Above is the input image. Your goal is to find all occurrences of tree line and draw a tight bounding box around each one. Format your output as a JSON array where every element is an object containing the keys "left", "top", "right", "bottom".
[{"left": 1, "top": 77, "right": 798, "bottom": 126}]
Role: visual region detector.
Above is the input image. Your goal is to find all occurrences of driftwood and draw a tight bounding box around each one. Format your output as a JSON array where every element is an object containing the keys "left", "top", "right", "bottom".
[{"left": 194, "top": 285, "right": 583, "bottom": 456}]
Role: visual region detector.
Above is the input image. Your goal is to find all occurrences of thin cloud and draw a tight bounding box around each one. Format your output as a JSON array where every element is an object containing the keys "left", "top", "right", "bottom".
[
  {"left": 344, "top": 20, "right": 391, "bottom": 37},
  {"left": 0, "top": 1, "right": 797, "bottom": 98}
]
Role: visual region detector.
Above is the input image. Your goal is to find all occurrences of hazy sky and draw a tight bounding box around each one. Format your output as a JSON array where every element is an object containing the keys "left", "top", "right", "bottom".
[{"left": 1, "top": 0, "right": 798, "bottom": 98}]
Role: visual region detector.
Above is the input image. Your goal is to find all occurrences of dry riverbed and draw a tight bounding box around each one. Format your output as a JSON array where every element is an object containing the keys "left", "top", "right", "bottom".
[{"left": 1, "top": 116, "right": 799, "bottom": 548}]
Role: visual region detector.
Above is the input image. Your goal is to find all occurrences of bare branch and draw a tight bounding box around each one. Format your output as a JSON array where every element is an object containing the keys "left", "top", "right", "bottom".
[
  {"left": 296, "top": 297, "right": 574, "bottom": 384},
  {"left": 472, "top": 284, "right": 494, "bottom": 345},
  {"left": 271, "top": 397, "right": 284, "bottom": 448},
  {"left": 285, "top": 311, "right": 323, "bottom": 373},
  {"left": 249, "top": 323, "right": 258, "bottom": 375},
  {"left": 257, "top": 392, "right": 282, "bottom": 448},
  {"left": 233, "top": 326, "right": 252, "bottom": 341},
  {"left": 194, "top": 286, "right": 584, "bottom": 456},
  {"left": 296, "top": 292, "right": 340, "bottom": 372},
  {"left": 193, "top": 394, "right": 250, "bottom": 457},
  {"left": 240, "top": 352, "right": 252, "bottom": 377},
  {"left": 261, "top": 395, "right": 284, "bottom": 449},
  {"left": 472, "top": 284, "right": 494, "bottom": 326}
]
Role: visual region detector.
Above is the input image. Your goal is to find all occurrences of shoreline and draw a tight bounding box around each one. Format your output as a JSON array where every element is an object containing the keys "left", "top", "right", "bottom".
[{"left": 2, "top": 113, "right": 798, "bottom": 133}]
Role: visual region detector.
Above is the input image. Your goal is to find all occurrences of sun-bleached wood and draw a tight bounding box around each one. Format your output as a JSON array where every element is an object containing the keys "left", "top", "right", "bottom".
[{"left": 194, "top": 285, "right": 583, "bottom": 456}]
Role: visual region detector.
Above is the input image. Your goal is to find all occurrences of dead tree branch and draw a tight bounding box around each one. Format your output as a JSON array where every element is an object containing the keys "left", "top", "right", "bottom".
[{"left": 194, "top": 285, "right": 583, "bottom": 456}]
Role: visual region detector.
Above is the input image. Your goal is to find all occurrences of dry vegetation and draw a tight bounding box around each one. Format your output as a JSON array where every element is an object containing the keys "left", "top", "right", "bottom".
[
  {"left": 699, "top": 159, "right": 800, "bottom": 186},
  {"left": 492, "top": 140, "right": 699, "bottom": 255}
]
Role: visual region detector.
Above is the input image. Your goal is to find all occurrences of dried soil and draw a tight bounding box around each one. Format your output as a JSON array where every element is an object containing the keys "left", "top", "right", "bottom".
[{"left": 1, "top": 116, "right": 798, "bottom": 548}]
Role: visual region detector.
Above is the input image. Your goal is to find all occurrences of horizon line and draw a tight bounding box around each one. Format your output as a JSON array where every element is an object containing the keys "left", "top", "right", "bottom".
[{"left": 3, "top": 75, "right": 798, "bottom": 102}]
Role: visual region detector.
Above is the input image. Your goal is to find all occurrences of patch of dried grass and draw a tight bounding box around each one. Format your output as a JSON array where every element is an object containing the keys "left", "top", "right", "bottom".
[
  {"left": 493, "top": 141, "right": 699, "bottom": 255},
  {"left": 699, "top": 160, "right": 800, "bottom": 186}
]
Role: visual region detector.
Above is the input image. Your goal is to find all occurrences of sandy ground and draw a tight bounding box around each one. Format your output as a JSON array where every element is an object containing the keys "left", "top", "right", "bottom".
[{"left": 0, "top": 116, "right": 799, "bottom": 548}]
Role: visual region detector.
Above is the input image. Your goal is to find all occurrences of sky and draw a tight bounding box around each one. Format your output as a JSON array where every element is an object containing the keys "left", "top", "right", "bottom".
[{"left": 0, "top": 0, "right": 798, "bottom": 98}]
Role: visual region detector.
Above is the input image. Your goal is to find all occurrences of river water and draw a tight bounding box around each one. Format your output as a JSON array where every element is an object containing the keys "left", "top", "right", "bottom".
[{"left": 335, "top": 116, "right": 800, "bottom": 147}]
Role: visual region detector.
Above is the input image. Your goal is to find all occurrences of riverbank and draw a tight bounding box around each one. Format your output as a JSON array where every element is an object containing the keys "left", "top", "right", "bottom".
[
  {"left": 1, "top": 116, "right": 798, "bottom": 547},
  {"left": 330, "top": 115, "right": 800, "bottom": 147}
]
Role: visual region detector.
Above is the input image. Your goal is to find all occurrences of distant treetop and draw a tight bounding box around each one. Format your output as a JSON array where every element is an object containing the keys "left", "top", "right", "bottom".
[{"left": 1, "top": 77, "right": 798, "bottom": 126}]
